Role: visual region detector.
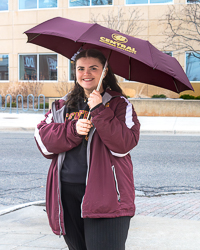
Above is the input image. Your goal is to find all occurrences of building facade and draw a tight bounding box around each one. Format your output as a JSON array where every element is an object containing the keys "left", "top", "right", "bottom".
[{"left": 0, "top": 0, "right": 199, "bottom": 98}]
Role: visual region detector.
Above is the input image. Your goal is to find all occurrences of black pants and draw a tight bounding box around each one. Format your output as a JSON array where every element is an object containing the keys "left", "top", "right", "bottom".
[{"left": 61, "top": 182, "right": 131, "bottom": 250}]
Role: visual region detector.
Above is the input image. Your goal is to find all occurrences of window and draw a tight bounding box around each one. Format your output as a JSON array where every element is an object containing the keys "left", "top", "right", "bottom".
[
  {"left": 186, "top": 52, "right": 200, "bottom": 82},
  {"left": 69, "top": 0, "right": 112, "bottom": 7},
  {"left": 164, "top": 51, "right": 172, "bottom": 56},
  {"left": 126, "top": 0, "right": 172, "bottom": 4},
  {"left": 19, "top": 54, "right": 57, "bottom": 81},
  {"left": 0, "top": 55, "right": 9, "bottom": 81},
  {"left": 19, "top": 0, "right": 57, "bottom": 10},
  {"left": 69, "top": 60, "right": 75, "bottom": 81},
  {"left": 0, "top": 0, "right": 8, "bottom": 11},
  {"left": 187, "top": 0, "right": 200, "bottom": 3}
]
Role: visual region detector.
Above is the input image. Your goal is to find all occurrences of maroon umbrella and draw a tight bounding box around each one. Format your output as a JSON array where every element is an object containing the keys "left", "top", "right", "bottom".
[{"left": 24, "top": 17, "right": 193, "bottom": 93}]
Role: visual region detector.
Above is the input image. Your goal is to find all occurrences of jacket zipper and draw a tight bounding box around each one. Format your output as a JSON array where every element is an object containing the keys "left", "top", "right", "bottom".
[
  {"left": 111, "top": 165, "right": 121, "bottom": 202},
  {"left": 57, "top": 187, "right": 63, "bottom": 237}
]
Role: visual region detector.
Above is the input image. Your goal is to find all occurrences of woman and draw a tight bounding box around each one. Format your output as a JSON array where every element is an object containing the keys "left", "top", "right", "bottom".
[{"left": 35, "top": 49, "right": 140, "bottom": 250}]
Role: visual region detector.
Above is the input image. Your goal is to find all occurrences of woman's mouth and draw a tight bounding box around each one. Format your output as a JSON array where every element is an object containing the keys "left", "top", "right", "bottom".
[{"left": 83, "top": 78, "right": 93, "bottom": 82}]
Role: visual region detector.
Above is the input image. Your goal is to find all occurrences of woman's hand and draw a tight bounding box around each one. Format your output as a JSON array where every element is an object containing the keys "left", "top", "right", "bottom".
[
  {"left": 76, "top": 119, "right": 93, "bottom": 136},
  {"left": 87, "top": 90, "right": 102, "bottom": 110}
]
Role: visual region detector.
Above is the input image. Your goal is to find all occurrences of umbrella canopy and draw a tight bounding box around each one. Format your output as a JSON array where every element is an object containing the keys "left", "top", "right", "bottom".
[{"left": 24, "top": 17, "right": 194, "bottom": 93}]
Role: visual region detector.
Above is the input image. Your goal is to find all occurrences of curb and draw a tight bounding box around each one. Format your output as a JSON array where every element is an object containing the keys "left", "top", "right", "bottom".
[
  {"left": 0, "top": 200, "right": 45, "bottom": 216},
  {"left": 0, "top": 127, "right": 35, "bottom": 131},
  {"left": 1, "top": 190, "right": 199, "bottom": 216},
  {"left": 136, "top": 190, "right": 200, "bottom": 197},
  {"left": 140, "top": 130, "right": 200, "bottom": 135}
]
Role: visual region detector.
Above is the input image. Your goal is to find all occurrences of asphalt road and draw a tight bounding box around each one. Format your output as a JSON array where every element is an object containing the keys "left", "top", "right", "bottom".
[
  {"left": 131, "top": 135, "right": 200, "bottom": 196},
  {"left": 0, "top": 132, "right": 200, "bottom": 206}
]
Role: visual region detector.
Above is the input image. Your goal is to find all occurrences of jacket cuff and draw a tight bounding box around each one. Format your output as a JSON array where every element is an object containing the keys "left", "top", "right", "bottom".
[
  {"left": 68, "top": 120, "right": 83, "bottom": 138},
  {"left": 90, "top": 104, "right": 105, "bottom": 117},
  {"left": 90, "top": 103, "right": 102, "bottom": 112}
]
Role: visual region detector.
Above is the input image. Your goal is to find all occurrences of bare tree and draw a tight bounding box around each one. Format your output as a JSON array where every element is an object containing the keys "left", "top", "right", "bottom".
[
  {"left": 90, "top": 7, "right": 145, "bottom": 36},
  {"left": 161, "top": 4, "right": 200, "bottom": 58}
]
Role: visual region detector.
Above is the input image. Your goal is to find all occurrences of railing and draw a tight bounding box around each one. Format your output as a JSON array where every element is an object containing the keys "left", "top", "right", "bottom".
[{"left": 0, "top": 94, "right": 46, "bottom": 114}]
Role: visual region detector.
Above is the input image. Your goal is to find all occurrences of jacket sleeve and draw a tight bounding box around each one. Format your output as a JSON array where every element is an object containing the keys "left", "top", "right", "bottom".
[
  {"left": 90, "top": 96, "right": 140, "bottom": 157},
  {"left": 34, "top": 109, "right": 83, "bottom": 158}
]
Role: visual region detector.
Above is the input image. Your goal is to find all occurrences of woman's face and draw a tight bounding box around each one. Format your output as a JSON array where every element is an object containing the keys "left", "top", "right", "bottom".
[{"left": 76, "top": 57, "right": 104, "bottom": 96}]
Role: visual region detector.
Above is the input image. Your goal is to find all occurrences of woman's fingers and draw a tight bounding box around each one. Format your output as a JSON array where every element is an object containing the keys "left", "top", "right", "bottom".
[
  {"left": 87, "top": 90, "right": 102, "bottom": 109},
  {"left": 76, "top": 119, "right": 93, "bottom": 135}
]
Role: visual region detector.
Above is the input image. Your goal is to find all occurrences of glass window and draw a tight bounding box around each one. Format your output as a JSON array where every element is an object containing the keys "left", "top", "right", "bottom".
[
  {"left": 19, "top": 0, "right": 37, "bottom": 9},
  {"left": 69, "top": 0, "right": 112, "bottom": 7},
  {"left": 150, "top": 0, "right": 172, "bottom": 3},
  {"left": 19, "top": 54, "right": 57, "bottom": 81},
  {"left": 187, "top": 0, "right": 200, "bottom": 3},
  {"left": 92, "top": 0, "right": 112, "bottom": 5},
  {"left": 69, "top": 0, "right": 89, "bottom": 7},
  {"left": 164, "top": 51, "right": 172, "bottom": 56},
  {"left": 186, "top": 52, "right": 200, "bottom": 82},
  {"left": 39, "top": 0, "right": 57, "bottom": 8},
  {"left": 0, "top": 55, "right": 9, "bottom": 81},
  {"left": 126, "top": 0, "right": 172, "bottom": 4},
  {"left": 19, "top": 0, "right": 57, "bottom": 9},
  {"left": 69, "top": 60, "right": 75, "bottom": 81},
  {"left": 19, "top": 55, "right": 37, "bottom": 80},
  {"left": 126, "top": 0, "right": 147, "bottom": 4},
  {"left": 0, "top": 0, "right": 8, "bottom": 11},
  {"left": 39, "top": 54, "right": 57, "bottom": 80}
]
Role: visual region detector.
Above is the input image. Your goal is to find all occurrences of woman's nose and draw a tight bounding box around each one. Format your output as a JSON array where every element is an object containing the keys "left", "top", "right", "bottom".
[{"left": 84, "top": 68, "right": 91, "bottom": 75}]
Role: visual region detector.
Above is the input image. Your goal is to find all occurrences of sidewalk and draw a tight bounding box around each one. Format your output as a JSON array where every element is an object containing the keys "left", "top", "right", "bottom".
[
  {"left": 0, "top": 112, "right": 200, "bottom": 249},
  {"left": 0, "top": 193, "right": 200, "bottom": 250},
  {"left": 1, "top": 112, "right": 200, "bottom": 134}
]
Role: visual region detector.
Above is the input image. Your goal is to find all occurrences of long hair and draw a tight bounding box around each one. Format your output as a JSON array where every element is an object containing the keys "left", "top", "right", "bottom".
[{"left": 65, "top": 49, "right": 125, "bottom": 108}]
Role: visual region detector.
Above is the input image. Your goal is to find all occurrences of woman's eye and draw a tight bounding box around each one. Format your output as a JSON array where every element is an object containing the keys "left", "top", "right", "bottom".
[{"left": 91, "top": 67, "right": 97, "bottom": 71}]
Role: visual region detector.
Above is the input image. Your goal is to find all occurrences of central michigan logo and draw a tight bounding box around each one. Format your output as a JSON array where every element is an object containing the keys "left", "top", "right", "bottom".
[
  {"left": 99, "top": 33, "right": 137, "bottom": 54},
  {"left": 112, "top": 34, "right": 128, "bottom": 43}
]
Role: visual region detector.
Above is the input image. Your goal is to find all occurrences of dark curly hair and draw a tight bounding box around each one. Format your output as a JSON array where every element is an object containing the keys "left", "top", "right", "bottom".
[{"left": 65, "top": 49, "right": 125, "bottom": 108}]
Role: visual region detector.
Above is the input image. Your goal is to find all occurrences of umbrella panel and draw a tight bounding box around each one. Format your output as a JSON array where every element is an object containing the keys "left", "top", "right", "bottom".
[{"left": 27, "top": 34, "right": 83, "bottom": 59}]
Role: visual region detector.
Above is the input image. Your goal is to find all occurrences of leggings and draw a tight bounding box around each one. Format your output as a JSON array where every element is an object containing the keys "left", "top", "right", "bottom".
[{"left": 61, "top": 182, "right": 131, "bottom": 250}]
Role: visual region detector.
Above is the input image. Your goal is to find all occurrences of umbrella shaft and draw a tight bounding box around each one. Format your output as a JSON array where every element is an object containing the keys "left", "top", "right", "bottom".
[{"left": 86, "top": 60, "right": 108, "bottom": 120}]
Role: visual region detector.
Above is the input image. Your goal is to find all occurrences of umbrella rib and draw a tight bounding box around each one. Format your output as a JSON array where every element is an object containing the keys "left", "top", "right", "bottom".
[
  {"left": 173, "top": 79, "right": 179, "bottom": 93},
  {"left": 27, "top": 33, "right": 41, "bottom": 42}
]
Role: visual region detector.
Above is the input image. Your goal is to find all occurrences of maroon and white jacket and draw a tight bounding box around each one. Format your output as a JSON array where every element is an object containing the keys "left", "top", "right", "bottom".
[{"left": 34, "top": 89, "right": 140, "bottom": 236}]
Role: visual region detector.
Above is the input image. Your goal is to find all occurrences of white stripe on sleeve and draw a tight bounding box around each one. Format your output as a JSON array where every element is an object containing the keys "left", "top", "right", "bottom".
[
  {"left": 34, "top": 127, "right": 54, "bottom": 156},
  {"left": 120, "top": 97, "right": 135, "bottom": 129},
  {"left": 109, "top": 97, "right": 135, "bottom": 157},
  {"left": 110, "top": 150, "right": 131, "bottom": 157}
]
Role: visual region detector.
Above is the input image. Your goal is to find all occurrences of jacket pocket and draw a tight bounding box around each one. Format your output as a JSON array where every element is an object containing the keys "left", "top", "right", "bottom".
[{"left": 111, "top": 165, "right": 121, "bottom": 202}]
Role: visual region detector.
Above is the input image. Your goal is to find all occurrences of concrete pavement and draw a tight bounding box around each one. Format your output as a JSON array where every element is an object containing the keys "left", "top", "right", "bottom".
[{"left": 0, "top": 111, "right": 200, "bottom": 249}]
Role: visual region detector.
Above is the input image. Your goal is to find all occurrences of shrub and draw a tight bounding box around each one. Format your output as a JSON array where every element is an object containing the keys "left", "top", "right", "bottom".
[
  {"left": 180, "top": 94, "right": 195, "bottom": 99},
  {"left": 37, "top": 103, "right": 49, "bottom": 109},
  {"left": 7, "top": 102, "right": 17, "bottom": 108},
  {"left": 151, "top": 94, "right": 166, "bottom": 98},
  {"left": 195, "top": 96, "right": 200, "bottom": 100}
]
